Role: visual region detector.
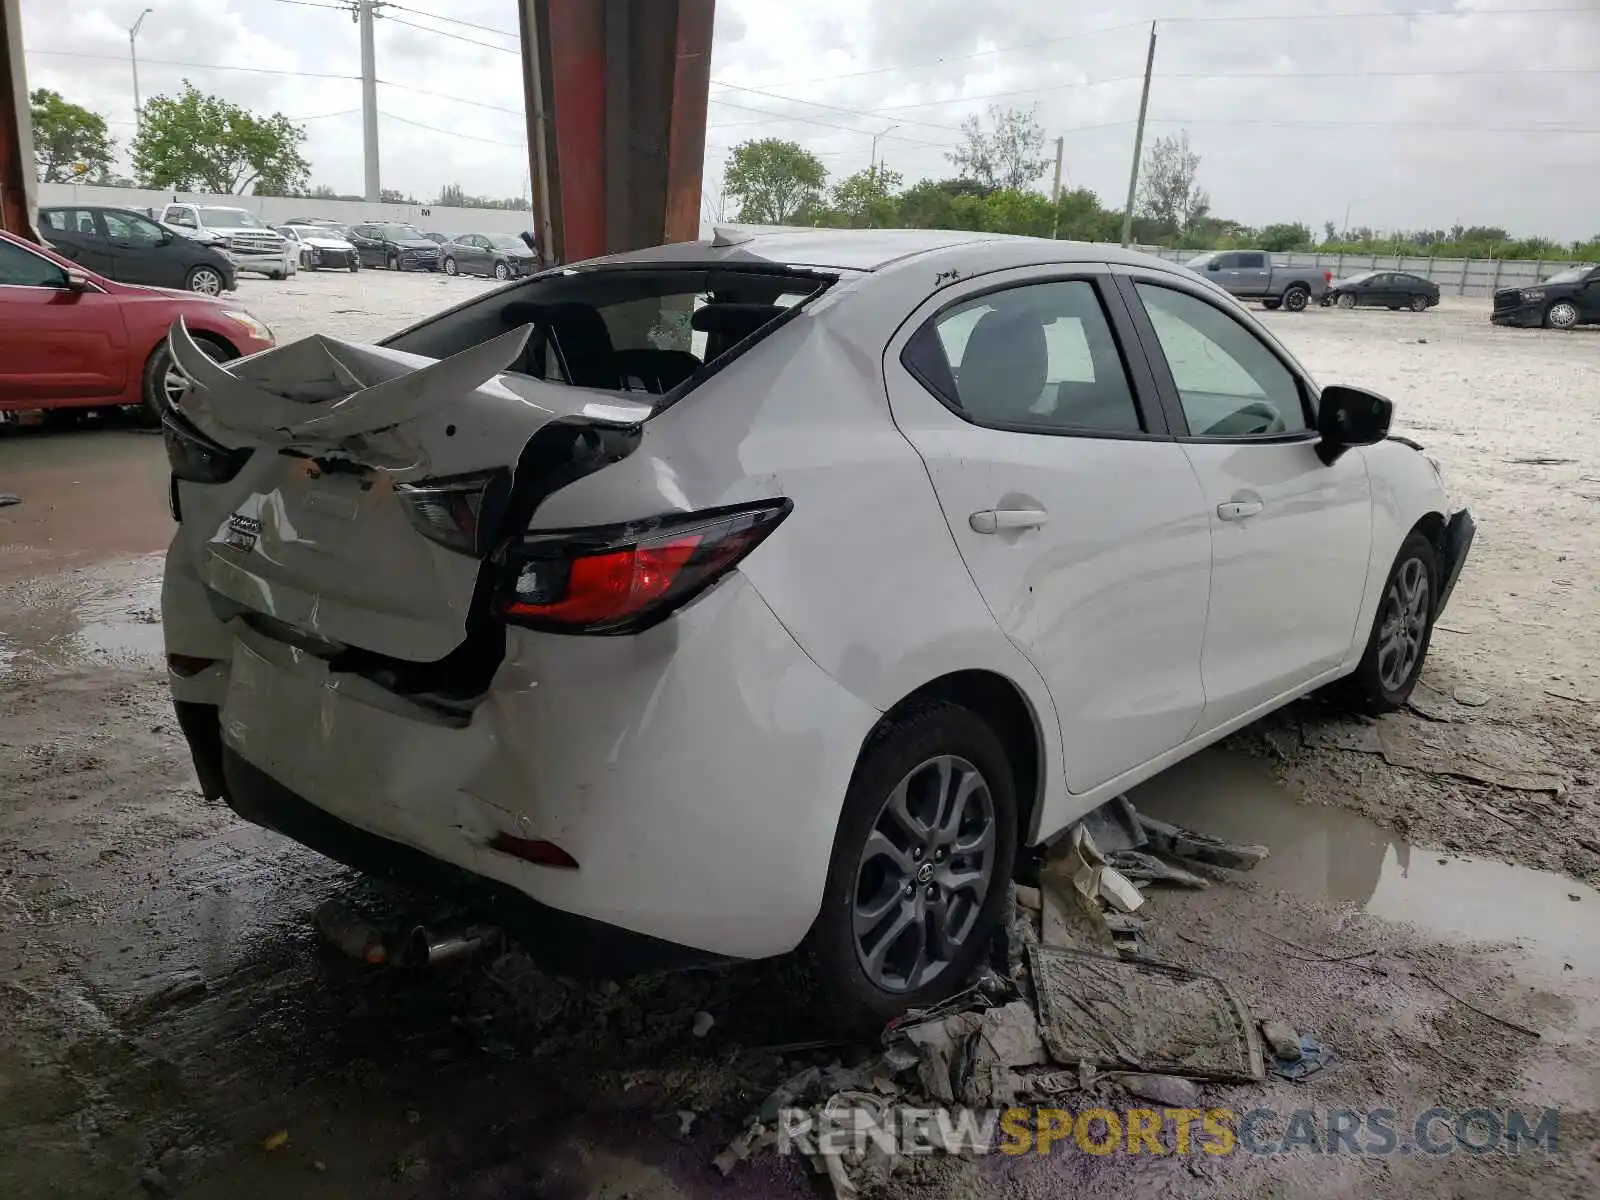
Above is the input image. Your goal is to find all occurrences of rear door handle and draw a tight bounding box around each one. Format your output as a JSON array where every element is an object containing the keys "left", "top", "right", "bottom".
[
  {"left": 1217, "top": 499, "right": 1264, "bottom": 522},
  {"left": 969, "top": 508, "right": 1048, "bottom": 534}
]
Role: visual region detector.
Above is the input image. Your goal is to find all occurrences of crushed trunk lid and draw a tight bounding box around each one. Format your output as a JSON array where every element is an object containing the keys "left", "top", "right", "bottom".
[{"left": 166, "top": 318, "right": 649, "bottom": 663}]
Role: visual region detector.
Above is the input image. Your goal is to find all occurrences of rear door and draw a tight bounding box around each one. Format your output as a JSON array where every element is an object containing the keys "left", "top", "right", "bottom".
[
  {"left": 1115, "top": 269, "right": 1371, "bottom": 731},
  {"left": 464, "top": 235, "right": 490, "bottom": 273},
  {"left": 39, "top": 208, "right": 116, "bottom": 275},
  {"left": 104, "top": 210, "right": 184, "bottom": 287},
  {"left": 1576, "top": 268, "right": 1600, "bottom": 320},
  {"left": 0, "top": 239, "right": 128, "bottom": 402},
  {"left": 884, "top": 266, "right": 1213, "bottom": 794}
]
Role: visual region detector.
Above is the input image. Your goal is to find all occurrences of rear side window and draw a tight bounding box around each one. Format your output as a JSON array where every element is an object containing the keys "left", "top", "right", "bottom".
[
  {"left": 1237, "top": 253, "right": 1267, "bottom": 269},
  {"left": 907, "top": 279, "right": 1144, "bottom": 435},
  {"left": 42, "top": 209, "right": 98, "bottom": 237}
]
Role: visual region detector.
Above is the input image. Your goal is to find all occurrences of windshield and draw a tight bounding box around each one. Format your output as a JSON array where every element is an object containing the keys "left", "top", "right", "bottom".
[
  {"left": 1541, "top": 268, "right": 1585, "bottom": 285},
  {"left": 1340, "top": 271, "right": 1378, "bottom": 284},
  {"left": 382, "top": 224, "right": 426, "bottom": 239},
  {"left": 486, "top": 234, "right": 524, "bottom": 249},
  {"left": 200, "top": 208, "right": 264, "bottom": 228}
]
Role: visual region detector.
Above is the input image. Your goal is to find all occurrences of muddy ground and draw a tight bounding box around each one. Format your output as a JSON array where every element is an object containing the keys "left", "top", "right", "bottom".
[{"left": 1, "top": 275, "right": 1596, "bottom": 1198}]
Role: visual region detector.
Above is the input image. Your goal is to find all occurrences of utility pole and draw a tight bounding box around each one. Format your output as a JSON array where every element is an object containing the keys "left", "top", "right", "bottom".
[
  {"left": 1119, "top": 21, "right": 1157, "bottom": 248},
  {"left": 869, "top": 124, "right": 899, "bottom": 182},
  {"left": 356, "top": 0, "right": 382, "bottom": 202},
  {"left": 1049, "top": 135, "right": 1063, "bottom": 239},
  {"left": 129, "top": 8, "right": 153, "bottom": 137}
]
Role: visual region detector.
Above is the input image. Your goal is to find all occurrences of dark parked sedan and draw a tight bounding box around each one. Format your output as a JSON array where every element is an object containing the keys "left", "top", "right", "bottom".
[
  {"left": 38, "top": 205, "right": 236, "bottom": 295},
  {"left": 441, "top": 232, "right": 539, "bottom": 280},
  {"left": 346, "top": 222, "right": 440, "bottom": 271},
  {"left": 1491, "top": 264, "right": 1600, "bottom": 330},
  {"left": 1323, "top": 270, "right": 1440, "bottom": 311}
]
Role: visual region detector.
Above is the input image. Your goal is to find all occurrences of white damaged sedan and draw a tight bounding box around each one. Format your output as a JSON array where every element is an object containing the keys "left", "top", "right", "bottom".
[{"left": 159, "top": 228, "right": 1474, "bottom": 1024}]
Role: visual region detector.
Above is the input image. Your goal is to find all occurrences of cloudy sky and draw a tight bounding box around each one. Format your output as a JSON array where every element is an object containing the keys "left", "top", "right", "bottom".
[{"left": 21, "top": 0, "right": 1600, "bottom": 240}]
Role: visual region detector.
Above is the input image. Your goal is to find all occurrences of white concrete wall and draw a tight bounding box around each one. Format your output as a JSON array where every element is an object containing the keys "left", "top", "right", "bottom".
[{"left": 35, "top": 183, "right": 536, "bottom": 238}]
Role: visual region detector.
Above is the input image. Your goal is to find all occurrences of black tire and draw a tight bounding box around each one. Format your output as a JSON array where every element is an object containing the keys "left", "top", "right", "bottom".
[
  {"left": 494, "top": 260, "right": 510, "bottom": 281},
  {"left": 1409, "top": 295, "right": 1428, "bottom": 312},
  {"left": 804, "top": 703, "right": 1018, "bottom": 1031},
  {"left": 349, "top": 259, "right": 360, "bottom": 273},
  {"left": 185, "top": 265, "right": 225, "bottom": 296},
  {"left": 1345, "top": 532, "right": 1439, "bottom": 714},
  {"left": 1545, "top": 300, "right": 1579, "bottom": 330},
  {"left": 1261, "top": 298, "right": 1282, "bottom": 311},
  {"left": 444, "top": 257, "right": 458, "bottom": 276},
  {"left": 1336, "top": 292, "right": 1357, "bottom": 310},
  {"left": 1282, "top": 284, "right": 1310, "bottom": 312},
  {"left": 387, "top": 252, "right": 400, "bottom": 271},
  {"left": 141, "top": 336, "right": 235, "bottom": 424}
]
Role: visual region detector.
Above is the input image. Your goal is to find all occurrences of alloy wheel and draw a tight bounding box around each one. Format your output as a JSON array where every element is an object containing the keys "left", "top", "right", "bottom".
[
  {"left": 189, "top": 268, "right": 222, "bottom": 296},
  {"left": 445, "top": 258, "right": 457, "bottom": 276},
  {"left": 851, "top": 754, "right": 996, "bottom": 993},
  {"left": 1284, "top": 287, "right": 1308, "bottom": 312},
  {"left": 495, "top": 261, "right": 510, "bottom": 280},
  {"left": 163, "top": 340, "right": 227, "bottom": 410},
  {"left": 1410, "top": 295, "right": 1428, "bottom": 312},
  {"left": 1337, "top": 292, "right": 1356, "bottom": 309},
  {"left": 1377, "top": 556, "right": 1430, "bottom": 693},
  {"left": 1547, "top": 301, "right": 1578, "bottom": 330}
]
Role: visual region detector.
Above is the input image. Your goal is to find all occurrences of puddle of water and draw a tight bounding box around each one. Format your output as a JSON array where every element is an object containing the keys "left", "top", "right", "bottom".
[
  {"left": 1129, "top": 748, "right": 1600, "bottom": 976},
  {"left": 0, "top": 557, "right": 166, "bottom": 680}
]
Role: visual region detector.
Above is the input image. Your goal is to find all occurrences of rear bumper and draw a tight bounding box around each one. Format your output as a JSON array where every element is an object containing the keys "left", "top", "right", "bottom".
[
  {"left": 164, "top": 571, "right": 880, "bottom": 964},
  {"left": 1435, "top": 508, "right": 1475, "bottom": 616}
]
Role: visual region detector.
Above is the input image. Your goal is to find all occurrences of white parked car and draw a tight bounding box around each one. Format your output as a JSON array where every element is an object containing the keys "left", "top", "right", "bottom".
[
  {"left": 276, "top": 223, "right": 360, "bottom": 272},
  {"left": 157, "top": 228, "right": 1474, "bottom": 1024}
]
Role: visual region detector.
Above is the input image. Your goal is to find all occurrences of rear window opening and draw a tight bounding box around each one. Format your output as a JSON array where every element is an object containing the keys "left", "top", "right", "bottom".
[{"left": 383, "top": 265, "right": 835, "bottom": 404}]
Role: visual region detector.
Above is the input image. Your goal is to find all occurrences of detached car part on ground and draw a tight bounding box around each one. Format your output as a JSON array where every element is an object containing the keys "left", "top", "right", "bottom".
[
  {"left": 0, "top": 230, "right": 274, "bottom": 421},
  {"left": 1491, "top": 264, "right": 1600, "bottom": 330},
  {"left": 158, "top": 228, "right": 1473, "bottom": 1027}
]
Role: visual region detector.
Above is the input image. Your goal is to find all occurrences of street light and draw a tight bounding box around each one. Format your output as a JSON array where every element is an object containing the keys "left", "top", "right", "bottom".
[
  {"left": 130, "top": 8, "right": 154, "bottom": 135},
  {"left": 869, "top": 124, "right": 900, "bottom": 182}
]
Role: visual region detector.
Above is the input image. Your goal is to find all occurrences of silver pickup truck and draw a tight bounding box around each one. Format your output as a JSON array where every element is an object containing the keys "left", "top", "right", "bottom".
[{"left": 1184, "top": 250, "right": 1331, "bottom": 312}]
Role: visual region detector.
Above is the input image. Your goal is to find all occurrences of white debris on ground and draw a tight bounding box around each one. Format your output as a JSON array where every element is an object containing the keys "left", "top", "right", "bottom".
[{"left": 713, "top": 795, "right": 1277, "bottom": 1199}]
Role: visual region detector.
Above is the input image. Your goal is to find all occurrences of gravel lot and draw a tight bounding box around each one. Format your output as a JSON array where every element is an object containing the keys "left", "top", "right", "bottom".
[{"left": 1, "top": 270, "right": 1595, "bottom": 1200}]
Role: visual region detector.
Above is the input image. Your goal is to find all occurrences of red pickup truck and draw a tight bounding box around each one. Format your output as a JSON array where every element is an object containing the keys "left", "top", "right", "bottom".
[{"left": 0, "top": 229, "right": 275, "bottom": 421}]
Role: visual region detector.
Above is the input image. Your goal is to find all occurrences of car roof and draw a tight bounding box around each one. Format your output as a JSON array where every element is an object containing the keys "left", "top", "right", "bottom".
[{"left": 583, "top": 226, "right": 1184, "bottom": 275}]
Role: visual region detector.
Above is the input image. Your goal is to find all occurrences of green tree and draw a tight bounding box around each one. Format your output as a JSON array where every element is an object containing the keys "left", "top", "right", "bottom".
[
  {"left": 1137, "top": 131, "right": 1209, "bottom": 237},
  {"left": 1258, "top": 222, "right": 1313, "bottom": 252},
  {"left": 984, "top": 189, "right": 1055, "bottom": 236},
  {"left": 132, "top": 82, "right": 309, "bottom": 194},
  {"left": 829, "top": 166, "right": 902, "bottom": 227},
  {"left": 1053, "top": 187, "right": 1120, "bottom": 242},
  {"left": 29, "top": 89, "right": 115, "bottom": 182},
  {"left": 724, "top": 138, "right": 828, "bottom": 224},
  {"left": 946, "top": 104, "right": 1050, "bottom": 192}
]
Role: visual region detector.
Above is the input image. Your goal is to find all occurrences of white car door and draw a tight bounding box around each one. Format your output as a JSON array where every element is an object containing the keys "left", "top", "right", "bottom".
[
  {"left": 884, "top": 266, "right": 1213, "bottom": 796},
  {"left": 1113, "top": 269, "right": 1372, "bottom": 731}
]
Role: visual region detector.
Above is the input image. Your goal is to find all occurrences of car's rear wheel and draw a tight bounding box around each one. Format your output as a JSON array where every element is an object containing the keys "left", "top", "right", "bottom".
[
  {"left": 494, "top": 261, "right": 510, "bottom": 281},
  {"left": 142, "top": 336, "right": 235, "bottom": 424},
  {"left": 444, "top": 257, "right": 458, "bottom": 276},
  {"left": 185, "top": 266, "right": 224, "bottom": 296},
  {"left": 1546, "top": 300, "right": 1579, "bottom": 330},
  {"left": 805, "top": 703, "right": 1017, "bottom": 1031},
  {"left": 348, "top": 258, "right": 360, "bottom": 273},
  {"left": 1409, "top": 295, "right": 1429, "bottom": 312},
  {"left": 1262, "top": 298, "right": 1282, "bottom": 310},
  {"left": 1336, "top": 292, "right": 1357, "bottom": 309},
  {"left": 1282, "top": 284, "right": 1310, "bottom": 312},
  {"left": 1346, "top": 532, "right": 1438, "bottom": 713}
]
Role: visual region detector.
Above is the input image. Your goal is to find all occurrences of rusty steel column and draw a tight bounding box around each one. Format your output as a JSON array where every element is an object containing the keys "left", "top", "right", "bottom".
[
  {"left": 519, "top": 0, "right": 713, "bottom": 264},
  {"left": 1, "top": 0, "right": 38, "bottom": 238}
]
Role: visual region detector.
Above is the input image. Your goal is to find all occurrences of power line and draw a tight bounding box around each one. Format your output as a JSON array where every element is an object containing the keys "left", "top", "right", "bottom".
[
  {"left": 379, "top": 2, "right": 519, "bottom": 39},
  {"left": 260, "top": 0, "right": 351, "bottom": 11},
  {"left": 708, "top": 81, "right": 965, "bottom": 132},
  {"left": 381, "top": 14, "right": 519, "bottom": 53},
  {"left": 1150, "top": 116, "right": 1600, "bottom": 133},
  {"left": 707, "top": 98, "right": 959, "bottom": 147},
  {"left": 380, "top": 111, "right": 525, "bottom": 147},
  {"left": 26, "top": 49, "right": 360, "bottom": 80},
  {"left": 378, "top": 79, "right": 523, "bottom": 116}
]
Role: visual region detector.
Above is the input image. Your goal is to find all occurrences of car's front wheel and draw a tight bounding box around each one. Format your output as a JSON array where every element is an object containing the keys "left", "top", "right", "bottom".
[
  {"left": 1546, "top": 300, "right": 1579, "bottom": 330},
  {"left": 444, "top": 257, "right": 458, "bottom": 276},
  {"left": 494, "top": 260, "right": 511, "bottom": 281},
  {"left": 185, "top": 265, "right": 224, "bottom": 296},
  {"left": 141, "top": 336, "right": 236, "bottom": 423},
  {"left": 806, "top": 703, "right": 1017, "bottom": 1031},
  {"left": 1336, "top": 292, "right": 1357, "bottom": 309},
  {"left": 1346, "top": 532, "right": 1439, "bottom": 713},
  {"left": 1281, "top": 284, "right": 1310, "bottom": 312}
]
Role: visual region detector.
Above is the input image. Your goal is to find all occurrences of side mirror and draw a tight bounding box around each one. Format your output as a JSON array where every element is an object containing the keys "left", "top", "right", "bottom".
[
  {"left": 158, "top": 231, "right": 173, "bottom": 245},
  {"left": 63, "top": 269, "right": 91, "bottom": 293},
  {"left": 1316, "top": 384, "right": 1392, "bottom": 466}
]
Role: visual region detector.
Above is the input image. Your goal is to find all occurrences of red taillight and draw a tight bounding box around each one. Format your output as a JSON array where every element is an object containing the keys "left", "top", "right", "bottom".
[
  {"left": 395, "top": 469, "right": 509, "bottom": 557},
  {"left": 1323, "top": 270, "right": 1333, "bottom": 284},
  {"left": 501, "top": 499, "right": 791, "bottom": 635},
  {"left": 490, "top": 832, "right": 579, "bottom": 869}
]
